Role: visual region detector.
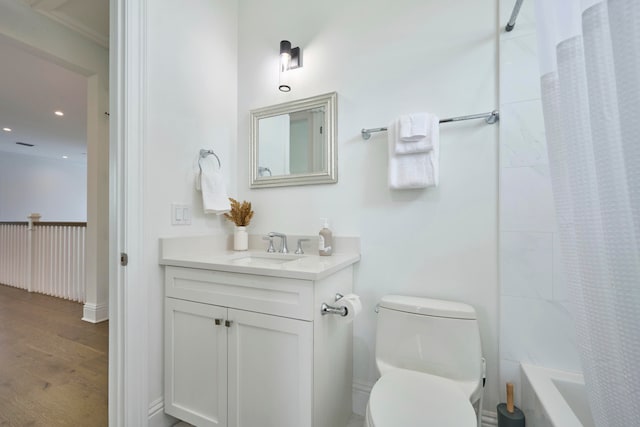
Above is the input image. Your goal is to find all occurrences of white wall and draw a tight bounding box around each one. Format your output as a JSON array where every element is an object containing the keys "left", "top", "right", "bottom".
[
  {"left": 0, "top": 152, "right": 86, "bottom": 221},
  {"left": 497, "top": 0, "right": 581, "bottom": 406},
  {"left": 237, "top": 0, "right": 499, "bottom": 414},
  {"left": 144, "top": 0, "right": 238, "bottom": 420}
]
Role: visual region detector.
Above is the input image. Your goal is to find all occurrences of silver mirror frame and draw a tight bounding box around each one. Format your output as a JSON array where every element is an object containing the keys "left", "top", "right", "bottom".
[{"left": 250, "top": 91, "right": 337, "bottom": 188}]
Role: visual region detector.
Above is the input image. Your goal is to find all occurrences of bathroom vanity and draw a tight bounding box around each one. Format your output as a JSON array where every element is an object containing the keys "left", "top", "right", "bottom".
[{"left": 159, "top": 236, "right": 360, "bottom": 427}]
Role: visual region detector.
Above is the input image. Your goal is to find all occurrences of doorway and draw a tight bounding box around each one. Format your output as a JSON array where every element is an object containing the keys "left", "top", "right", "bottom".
[{"left": 0, "top": 1, "right": 110, "bottom": 423}]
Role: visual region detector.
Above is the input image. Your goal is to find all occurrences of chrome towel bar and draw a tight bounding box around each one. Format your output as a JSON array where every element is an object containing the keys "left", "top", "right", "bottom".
[{"left": 361, "top": 110, "right": 499, "bottom": 140}]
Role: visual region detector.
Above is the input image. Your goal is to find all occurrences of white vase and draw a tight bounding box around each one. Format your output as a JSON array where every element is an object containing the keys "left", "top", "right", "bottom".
[{"left": 234, "top": 226, "right": 248, "bottom": 251}]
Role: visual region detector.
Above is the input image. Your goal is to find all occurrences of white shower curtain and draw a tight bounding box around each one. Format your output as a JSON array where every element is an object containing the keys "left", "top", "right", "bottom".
[{"left": 534, "top": 0, "right": 640, "bottom": 425}]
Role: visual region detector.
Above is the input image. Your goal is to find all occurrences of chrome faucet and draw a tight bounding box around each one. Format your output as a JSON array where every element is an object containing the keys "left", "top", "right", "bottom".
[
  {"left": 268, "top": 232, "right": 289, "bottom": 254},
  {"left": 295, "top": 238, "right": 310, "bottom": 254},
  {"left": 262, "top": 235, "right": 276, "bottom": 253}
]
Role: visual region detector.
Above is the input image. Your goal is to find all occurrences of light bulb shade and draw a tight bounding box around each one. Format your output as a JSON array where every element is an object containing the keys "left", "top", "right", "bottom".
[{"left": 280, "top": 52, "right": 291, "bottom": 73}]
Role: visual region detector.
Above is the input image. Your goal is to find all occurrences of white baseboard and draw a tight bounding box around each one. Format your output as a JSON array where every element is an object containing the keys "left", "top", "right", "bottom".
[
  {"left": 148, "top": 398, "right": 179, "bottom": 427},
  {"left": 82, "top": 302, "right": 109, "bottom": 323},
  {"left": 149, "top": 387, "right": 495, "bottom": 427},
  {"left": 481, "top": 409, "right": 497, "bottom": 427},
  {"left": 352, "top": 381, "right": 498, "bottom": 427}
]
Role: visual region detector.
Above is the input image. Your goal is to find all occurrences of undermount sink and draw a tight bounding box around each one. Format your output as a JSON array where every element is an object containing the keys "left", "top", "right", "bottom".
[{"left": 229, "top": 253, "right": 304, "bottom": 267}]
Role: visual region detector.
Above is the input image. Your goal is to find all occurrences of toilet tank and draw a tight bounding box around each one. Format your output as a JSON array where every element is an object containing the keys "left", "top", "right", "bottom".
[{"left": 375, "top": 295, "right": 483, "bottom": 384}]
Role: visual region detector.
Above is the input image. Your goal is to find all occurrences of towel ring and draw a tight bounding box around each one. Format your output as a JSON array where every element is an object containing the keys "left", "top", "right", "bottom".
[{"left": 199, "top": 149, "right": 221, "bottom": 172}]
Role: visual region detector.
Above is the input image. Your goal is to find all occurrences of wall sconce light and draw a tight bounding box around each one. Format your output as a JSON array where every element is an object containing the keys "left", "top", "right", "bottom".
[{"left": 279, "top": 40, "right": 302, "bottom": 92}]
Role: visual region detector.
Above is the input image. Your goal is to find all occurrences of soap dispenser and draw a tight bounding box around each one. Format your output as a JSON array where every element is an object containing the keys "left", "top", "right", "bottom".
[{"left": 318, "top": 218, "right": 333, "bottom": 256}]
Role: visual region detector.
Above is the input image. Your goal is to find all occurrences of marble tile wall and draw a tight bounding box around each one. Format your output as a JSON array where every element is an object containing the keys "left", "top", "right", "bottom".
[{"left": 498, "top": 0, "right": 582, "bottom": 406}]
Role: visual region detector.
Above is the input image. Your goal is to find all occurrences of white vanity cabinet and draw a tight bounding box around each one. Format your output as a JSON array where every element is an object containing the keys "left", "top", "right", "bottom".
[
  {"left": 163, "top": 263, "right": 355, "bottom": 427},
  {"left": 165, "top": 298, "right": 229, "bottom": 427}
]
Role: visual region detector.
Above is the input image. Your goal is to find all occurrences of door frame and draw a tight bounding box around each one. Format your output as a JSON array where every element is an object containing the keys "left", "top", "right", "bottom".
[{"left": 109, "top": 0, "right": 149, "bottom": 425}]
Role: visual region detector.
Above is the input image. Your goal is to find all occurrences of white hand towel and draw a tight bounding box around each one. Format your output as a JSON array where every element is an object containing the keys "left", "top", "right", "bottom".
[
  {"left": 394, "top": 114, "right": 439, "bottom": 155},
  {"left": 388, "top": 120, "right": 439, "bottom": 189},
  {"left": 199, "top": 159, "right": 231, "bottom": 215},
  {"left": 400, "top": 113, "right": 430, "bottom": 142}
]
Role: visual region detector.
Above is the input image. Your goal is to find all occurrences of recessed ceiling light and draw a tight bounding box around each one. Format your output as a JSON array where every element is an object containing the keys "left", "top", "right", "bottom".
[
  {"left": 2, "top": 127, "right": 11, "bottom": 132},
  {"left": 62, "top": 155, "right": 68, "bottom": 159},
  {"left": 54, "top": 111, "right": 64, "bottom": 116}
]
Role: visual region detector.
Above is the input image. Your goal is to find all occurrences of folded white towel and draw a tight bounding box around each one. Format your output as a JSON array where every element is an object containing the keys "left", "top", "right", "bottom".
[
  {"left": 388, "top": 120, "right": 439, "bottom": 189},
  {"left": 199, "top": 157, "right": 231, "bottom": 215},
  {"left": 394, "top": 114, "right": 439, "bottom": 155},
  {"left": 400, "top": 113, "right": 430, "bottom": 142}
]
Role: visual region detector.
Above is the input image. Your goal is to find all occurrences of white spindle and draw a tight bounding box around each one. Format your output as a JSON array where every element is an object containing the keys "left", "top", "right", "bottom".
[
  {"left": 0, "top": 224, "right": 29, "bottom": 289},
  {"left": 0, "top": 222, "right": 86, "bottom": 302}
]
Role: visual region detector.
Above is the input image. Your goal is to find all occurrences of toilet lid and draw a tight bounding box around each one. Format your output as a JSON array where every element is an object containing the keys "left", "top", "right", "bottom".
[{"left": 367, "top": 370, "right": 477, "bottom": 427}]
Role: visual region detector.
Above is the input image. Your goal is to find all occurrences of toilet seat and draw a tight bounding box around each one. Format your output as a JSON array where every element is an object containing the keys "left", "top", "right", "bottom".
[{"left": 365, "top": 369, "right": 477, "bottom": 427}]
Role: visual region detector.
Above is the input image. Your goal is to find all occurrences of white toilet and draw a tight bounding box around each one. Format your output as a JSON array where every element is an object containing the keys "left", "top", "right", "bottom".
[{"left": 365, "top": 295, "right": 484, "bottom": 427}]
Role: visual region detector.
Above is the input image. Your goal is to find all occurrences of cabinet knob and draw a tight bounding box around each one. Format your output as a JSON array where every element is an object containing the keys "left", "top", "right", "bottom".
[
  {"left": 225, "top": 320, "right": 233, "bottom": 328},
  {"left": 214, "top": 318, "right": 223, "bottom": 326}
]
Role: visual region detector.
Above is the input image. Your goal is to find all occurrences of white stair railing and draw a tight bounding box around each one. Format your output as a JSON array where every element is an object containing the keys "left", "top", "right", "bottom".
[{"left": 0, "top": 214, "right": 86, "bottom": 302}]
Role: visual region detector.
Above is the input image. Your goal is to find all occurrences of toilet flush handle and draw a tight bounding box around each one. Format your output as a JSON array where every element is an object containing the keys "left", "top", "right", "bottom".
[{"left": 482, "top": 357, "right": 486, "bottom": 387}]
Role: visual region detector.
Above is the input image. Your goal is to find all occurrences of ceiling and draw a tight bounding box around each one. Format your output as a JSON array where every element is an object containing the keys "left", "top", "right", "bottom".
[
  {"left": 22, "top": 0, "right": 109, "bottom": 48},
  {"left": 0, "top": 0, "right": 108, "bottom": 163}
]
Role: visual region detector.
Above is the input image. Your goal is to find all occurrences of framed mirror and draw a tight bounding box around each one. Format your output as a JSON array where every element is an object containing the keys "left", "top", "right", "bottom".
[{"left": 250, "top": 92, "right": 337, "bottom": 188}]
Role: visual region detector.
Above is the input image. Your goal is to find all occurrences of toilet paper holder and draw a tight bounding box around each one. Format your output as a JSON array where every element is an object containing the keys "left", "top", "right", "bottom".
[{"left": 321, "top": 293, "right": 348, "bottom": 317}]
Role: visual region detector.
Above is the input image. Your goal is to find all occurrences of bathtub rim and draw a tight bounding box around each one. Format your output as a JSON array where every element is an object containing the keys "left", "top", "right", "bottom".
[{"left": 521, "top": 363, "right": 588, "bottom": 427}]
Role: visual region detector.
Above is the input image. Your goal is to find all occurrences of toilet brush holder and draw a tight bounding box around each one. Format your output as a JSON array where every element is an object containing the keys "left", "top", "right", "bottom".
[{"left": 497, "top": 383, "right": 525, "bottom": 427}]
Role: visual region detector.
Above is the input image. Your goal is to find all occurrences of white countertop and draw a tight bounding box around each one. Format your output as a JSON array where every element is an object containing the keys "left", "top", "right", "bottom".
[{"left": 159, "top": 235, "right": 360, "bottom": 281}]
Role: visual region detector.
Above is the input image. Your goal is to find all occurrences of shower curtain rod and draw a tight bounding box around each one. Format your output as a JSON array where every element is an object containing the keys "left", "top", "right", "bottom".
[
  {"left": 360, "top": 110, "right": 499, "bottom": 140},
  {"left": 506, "top": 0, "right": 524, "bottom": 32}
]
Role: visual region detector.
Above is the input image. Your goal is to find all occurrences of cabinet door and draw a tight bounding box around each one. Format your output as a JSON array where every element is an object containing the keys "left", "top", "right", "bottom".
[
  {"left": 227, "top": 309, "right": 313, "bottom": 427},
  {"left": 165, "top": 298, "right": 228, "bottom": 427}
]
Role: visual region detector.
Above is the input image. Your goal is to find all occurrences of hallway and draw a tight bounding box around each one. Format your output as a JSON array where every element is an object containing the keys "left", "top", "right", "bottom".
[{"left": 0, "top": 284, "right": 108, "bottom": 426}]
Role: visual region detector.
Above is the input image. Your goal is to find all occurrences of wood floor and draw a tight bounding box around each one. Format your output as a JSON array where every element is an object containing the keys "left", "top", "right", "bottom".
[{"left": 0, "top": 284, "right": 108, "bottom": 427}]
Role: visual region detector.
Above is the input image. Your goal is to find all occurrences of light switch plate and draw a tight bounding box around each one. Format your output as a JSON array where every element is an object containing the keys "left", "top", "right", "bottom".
[{"left": 171, "top": 204, "right": 192, "bottom": 225}]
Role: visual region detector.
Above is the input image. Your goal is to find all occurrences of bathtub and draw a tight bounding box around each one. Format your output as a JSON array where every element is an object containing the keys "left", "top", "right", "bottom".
[{"left": 520, "top": 363, "right": 595, "bottom": 427}]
